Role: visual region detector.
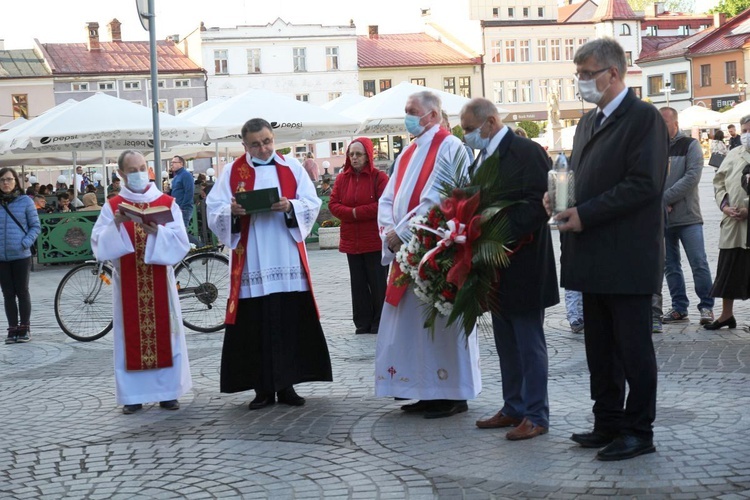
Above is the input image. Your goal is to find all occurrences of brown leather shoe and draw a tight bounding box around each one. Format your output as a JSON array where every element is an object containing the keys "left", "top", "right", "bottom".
[
  {"left": 475, "top": 410, "right": 523, "bottom": 429},
  {"left": 505, "top": 417, "right": 548, "bottom": 441}
]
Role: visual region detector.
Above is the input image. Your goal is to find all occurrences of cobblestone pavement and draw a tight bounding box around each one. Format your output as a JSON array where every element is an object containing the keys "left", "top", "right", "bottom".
[{"left": 1, "top": 166, "right": 749, "bottom": 499}]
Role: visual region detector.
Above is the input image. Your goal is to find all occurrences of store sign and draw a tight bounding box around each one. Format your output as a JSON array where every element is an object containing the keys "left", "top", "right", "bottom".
[{"left": 712, "top": 97, "right": 738, "bottom": 110}]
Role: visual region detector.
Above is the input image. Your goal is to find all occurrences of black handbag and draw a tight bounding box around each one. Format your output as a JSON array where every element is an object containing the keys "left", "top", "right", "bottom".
[{"left": 709, "top": 152, "right": 726, "bottom": 168}]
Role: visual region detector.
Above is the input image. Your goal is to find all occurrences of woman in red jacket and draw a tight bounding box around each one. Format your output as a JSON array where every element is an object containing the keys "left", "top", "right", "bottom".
[{"left": 329, "top": 138, "right": 389, "bottom": 334}]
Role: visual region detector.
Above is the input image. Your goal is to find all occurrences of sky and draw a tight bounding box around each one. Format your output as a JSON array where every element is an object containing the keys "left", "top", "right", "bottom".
[{"left": 0, "top": 0, "right": 722, "bottom": 53}]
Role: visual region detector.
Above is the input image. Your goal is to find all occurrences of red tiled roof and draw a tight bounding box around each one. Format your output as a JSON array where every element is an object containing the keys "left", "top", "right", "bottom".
[
  {"left": 592, "top": 0, "right": 642, "bottom": 21},
  {"left": 42, "top": 41, "right": 203, "bottom": 75},
  {"left": 357, "top": 34, "right": 480, "bottom": 68},
  {"left": 687, "top": 9, "right": 750, "bottom": 56},
  {"left": 642, "top": 12, "right": 714, "bottom": 29},
  {"left": 637, "top": 31, "right": 714, "bottom": 63},
  {"left": 557, "top": 3, "right": 583, "bottom": 22}
]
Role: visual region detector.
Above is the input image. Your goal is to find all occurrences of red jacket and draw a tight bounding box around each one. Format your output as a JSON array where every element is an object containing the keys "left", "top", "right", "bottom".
[{"left": 329, "top": 138, "right": 389, "bottom": 254}]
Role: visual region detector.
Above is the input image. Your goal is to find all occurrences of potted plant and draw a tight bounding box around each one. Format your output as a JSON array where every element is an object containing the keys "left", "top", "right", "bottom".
[{"left": 318, "top": 218, "right": 341, "bottom": 249}]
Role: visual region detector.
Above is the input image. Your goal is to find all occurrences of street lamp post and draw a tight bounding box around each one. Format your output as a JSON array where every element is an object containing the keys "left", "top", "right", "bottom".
[
  {"left": 731, "top": 78, "right": 748, "bottom": 103},
  {"left": 660, "top": 82, "right": 673, "bottom": 107},
  {"left": 135, "top": 0, "right": 161, "bottom": 188}
]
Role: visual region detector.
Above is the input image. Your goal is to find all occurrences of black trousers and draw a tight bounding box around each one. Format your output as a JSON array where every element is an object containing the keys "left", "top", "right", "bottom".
[
  {"left": 346, "top": 252, "right": 388, "bottom": 331},
  {"left": 0, "top": 257, "right": 32, "bottom": 328},
  {"left": 582, "top": 293, "right": 657, "bottom": 439}
]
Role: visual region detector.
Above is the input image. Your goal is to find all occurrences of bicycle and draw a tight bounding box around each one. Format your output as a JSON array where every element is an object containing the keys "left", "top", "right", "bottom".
[{"left": 54, "top": 245, "right": 230, "bottom": 342}]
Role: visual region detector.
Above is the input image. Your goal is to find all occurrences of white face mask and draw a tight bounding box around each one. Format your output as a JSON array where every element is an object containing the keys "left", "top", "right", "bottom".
[
  {"left": 577, "top": 70, "right": 611, "bottom": 105},
  {"left": 126, "top": 171, "right": 150, "bottom": 192},
  {"left": 742, "top": 132, "right": 750, "bottom": 151}
]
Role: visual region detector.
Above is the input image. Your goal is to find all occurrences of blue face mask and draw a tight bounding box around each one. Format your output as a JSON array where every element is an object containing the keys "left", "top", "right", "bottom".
[
  {"left": 126, "top": 171, "right": 149, "bottom": 192},
  {"left": 248, "top": 152, "right": 274, "bottom": 165},
  {"left": 463, "top": 121, "right": 489, "bottom": 150},
  {"left": 404, "top": 112, "right": 430, "bottom": 136}
]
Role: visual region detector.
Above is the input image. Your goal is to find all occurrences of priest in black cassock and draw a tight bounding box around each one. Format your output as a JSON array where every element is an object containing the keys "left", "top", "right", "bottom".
[{"left": 206, "top": 118, "right": 332, "bottom": 410}]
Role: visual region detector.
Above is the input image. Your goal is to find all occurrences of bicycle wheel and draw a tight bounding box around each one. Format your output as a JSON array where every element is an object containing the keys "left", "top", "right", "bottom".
[
  {"left": 54, "top": 262, "right": 114, "bottom": 342},
  {"left": 174, "top": 252, "right": 229, "bottom": 333}
]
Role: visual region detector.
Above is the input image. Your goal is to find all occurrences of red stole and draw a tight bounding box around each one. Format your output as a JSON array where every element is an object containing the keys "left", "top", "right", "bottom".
[
  {"left": 108, "top": 193, "right": 174, "bottom": 371},
  {"left": 385, "top": 128, "right": 450, "bottom": 307},
  {"left": 225, "top": 155, "right": 317, "bottom": 324}
]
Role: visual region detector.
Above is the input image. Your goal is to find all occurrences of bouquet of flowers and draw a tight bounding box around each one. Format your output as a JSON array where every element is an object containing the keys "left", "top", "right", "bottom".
[{"left": 393, "top": 149, "right": 517, "bottom": 338}]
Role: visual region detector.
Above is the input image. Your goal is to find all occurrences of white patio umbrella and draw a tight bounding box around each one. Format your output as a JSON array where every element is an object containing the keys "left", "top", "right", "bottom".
[
  {"left": 185, "top": 88, "right": 360, "bottom": 142},
  {"left": 678, "top": 106, "right": 723, "bottom": 128},
  {"left": 719, "top": 101, "right": 750, "bottom": 124},
  {"left": 176, "top": 97, "right": 228, "bottom": 121},
  {"left": 341, "top": 81, "right": 509, "bottom": 135},
  {"left": 0, "top": 117, "right": 28, "bottom": 132},
  {"left": 320, "top": 94, "right": 367, "bottom": 115}
]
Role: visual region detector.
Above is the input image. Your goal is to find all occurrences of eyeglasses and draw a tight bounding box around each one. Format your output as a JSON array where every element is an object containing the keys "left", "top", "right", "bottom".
[
  {"left": 244, "top": 138, "right": 274, "bottom": 150},
  {"left": 348, "top": 152, "right": 365, "bottom": 158},
  {"left": 574, "top": 67, "right": 610, "bottom": 81},
  {"left": 0, "top": 177, "right": 15, "bottom": 183}
]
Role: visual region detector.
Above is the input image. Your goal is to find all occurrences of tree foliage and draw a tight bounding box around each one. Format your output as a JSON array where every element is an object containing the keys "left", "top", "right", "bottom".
[
  {"left": 517, "top": 120, "right": 540, "bottom": 138},
  {"left": 709, "top": 0, "right": 750, "bottom": 17}
]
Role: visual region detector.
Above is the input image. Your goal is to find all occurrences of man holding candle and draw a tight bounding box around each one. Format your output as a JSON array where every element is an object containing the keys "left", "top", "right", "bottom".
[
  {"left": 461, "top": 97, "right": 559, "bottom": 440},
  {"left": 555, "top": 38, "right": 668, "bottom": 461}
]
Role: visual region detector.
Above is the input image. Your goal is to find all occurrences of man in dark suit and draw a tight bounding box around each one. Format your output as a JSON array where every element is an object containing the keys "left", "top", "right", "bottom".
[
  {"left": 555, "top": 38, "right": 668, "bottom": 461},
  {"left": 461, "top": 98, "right": 559, "bottom": 441}
]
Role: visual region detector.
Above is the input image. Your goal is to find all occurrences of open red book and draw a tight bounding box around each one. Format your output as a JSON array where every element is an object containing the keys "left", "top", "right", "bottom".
[{"left": 118, "top": 202, "right": 174, "bottom": 225}]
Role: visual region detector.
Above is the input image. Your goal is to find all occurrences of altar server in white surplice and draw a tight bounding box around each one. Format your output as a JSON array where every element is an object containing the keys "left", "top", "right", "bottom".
[
  {"left": 206, "top": 118, "right": 332, "bottom": 412},
  {"left": 376, "top": 91, "right": 481, "bottom": 419},
  {"left": 91, "top": 150, "right": 192, "bottom": 415}
]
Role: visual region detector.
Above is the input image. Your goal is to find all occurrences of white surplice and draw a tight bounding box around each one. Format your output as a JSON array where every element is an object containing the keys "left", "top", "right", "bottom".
[
  {"left": 91, "top": 183, "right": 193, "bottom": 405},
  {"left": 206, "top": 153, "right": 321, "bottom": 298},
  {"left": 375, "top": 124, "right": 482, "bottom": 400}
]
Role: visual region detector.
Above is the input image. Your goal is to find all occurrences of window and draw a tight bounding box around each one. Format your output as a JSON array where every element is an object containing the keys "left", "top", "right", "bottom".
[
  {"left": 648, "top": 75, "right": 664, "bottom": 95},
  {"left": 71, "top": 82, "right": 89, "bottom": 91},
  {"left": 631, "top": 87, "right": 642, "bottom": 99},
  {"left": 678, "top": 25, "right": 690, "bottom": 35},
  {"left": 98, "top": 81, "right": 114, "bottom": 91},
  {"left": 506, "top": 80, "right": 518, "bottom": 103},
  {"left": 564, "top": 78, "right": 576, "bottom": 101},
  {"left": 492, "top": 81, "right": 504, "bottom": 103},
  {"left": 672, "top": 72, "right": 688, "bottom": 93},
  {"left": 330, "top": 141, "right": 345, "bottom": 156},
  {"left": 538, "top": 7, "right": 545, "bottom": 17},
  {"left": 174, "top": 79, "right": 190, "bottom": 88},
  {"left": 11, "top": 94, "right": 28, "bottom": 119},
  {"left": 130, "top": 100, "right": 143, "bottom": 106},
  {"left": 646, "top": 26, "right": 658, "bottom": 36},
  {"left": 459, "top": 77, "right": 471, "bottom": 98},
  {"left": 505, "top": 40, "right": 516, "bottom": 63},
  {"left": 411, "top": 78, "right": 426, "bottom": 86},
  {"left": 701, "top": 64, "right": 711, "bottom": 87},
  {"left": 328, "top": 92, "right": 342, "bottom": 101},
  {"left": 550, "top": 78, "right": 562, "bottom": 98},
  {"left": 326, "top": 46, "right": 339, "bottom": 71},
  {"left": 293, "top": 47, "right": 306, "bottom": 72},
  {"left": 214, "top": 50, "right": 228, "bottom": 75},
  {"left": 550, "top": 39, "right": 561, "bottom": 61},
  {"left": 519, "top": 40, "right": 530, "bottom": 62},
  {"left": 295, "top": 94, "right": 309, "bottom": 102},
  {"left": 626, "top": 52, "right": 633, "bottom": 67},
  {"left": 174, "top": 98, "right": 192, "bottom": 114},
  {"left": 492, "top": 7, "right": 499, "bottom": 18},
  {"left": 520, "top": 80, "right": 532, "bottom": 103},
  {"left": 621, "top": 24, "right": 631, "bottom": 36},
  {"left": 247, "top": 49, "right": 261, "bottom": 73},
  {"left": 538, "top": 79, "right": 549, "bottom": 103},
  {"left": 508, "top": 7, "right": 515, "bottom": 18},
  {"left": 444, "top": 77, "right": 456, "bottom": 94},
  {"left": 363, "top": 80, "right": 376, "bottom": 97},
  {"left": 147, "top": 79, "right": 166, "bottom": 88},
  {"left": 123, "top": 81, "right": 141, "bottom": 90},
  {"left": 379, "top": 79, "right": 392, "bottom": 92},
  {"left": 564, "top": 39, "right": 575, "bottom": 61},
  {"left": 150, "top": 99, "right": 168, "bottom": 113},
  {"left": 523, "top": 7, "right": 529, "bottom": 18},
  {"left": 726, "top": 61, "right": 737, "bottom": 84},
  {"left": 578, "top": 37, "right": 589, "bottom": 47},
  {"left": 537, "top": 40, "right": 548, "bottom": 62},
  {"left": 491, "top": 40, "right": 502, "bottom": 63}
]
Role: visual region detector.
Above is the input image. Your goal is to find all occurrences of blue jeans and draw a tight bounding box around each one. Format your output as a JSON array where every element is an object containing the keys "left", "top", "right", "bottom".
[
  {"left": 664, "top": 224, "right": 714, "bottom": 313},
  {"left": 565, "top": 289, "right": 583, "bottom": 323},
  {"left": 181, "top": 207, "right": 201, "bottom": 246}
]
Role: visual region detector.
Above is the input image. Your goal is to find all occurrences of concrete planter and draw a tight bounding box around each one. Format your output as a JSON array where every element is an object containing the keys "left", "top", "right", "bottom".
[{"left": 318, "top": 226, "right": 340, "bottom": 250}]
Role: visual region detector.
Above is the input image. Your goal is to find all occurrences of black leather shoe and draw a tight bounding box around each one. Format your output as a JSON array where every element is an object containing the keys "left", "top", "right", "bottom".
[
  {"left": 277, "top": 387, "right": 305, "bottom": 406},
  {"left": 355, "top": 326, "right": 370, "bottom": 334},
  {"left": 159, "top": 399, "right": 180, "bottom": 410},
  {"left": 122, "top": 404, "right": 143, "bottom": 415},
  {"left": 570, "top": 430, "right": 618, "bottom": 448},
  {"left": 703, "top": 316, "right": 736, "bottom": 330},
  {"left": 400, "top": 400, "right": 435, "bottom": 412},
  {"left": 248, "top": 392, "right": 275, "bottom": 410},
  {"left": 370, "top": 324, "right": 379, "bottom": 334},
  {"left": 596, "top": 435, "right": 656, "bottom": 461},
  {"left": 423, "top": 400, "right": 468, "bottom": 419}
]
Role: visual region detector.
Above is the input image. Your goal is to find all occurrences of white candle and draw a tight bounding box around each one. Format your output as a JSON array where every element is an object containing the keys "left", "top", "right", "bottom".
[{"left": 555, "top": 172, "right": 568, "bottom": 212}]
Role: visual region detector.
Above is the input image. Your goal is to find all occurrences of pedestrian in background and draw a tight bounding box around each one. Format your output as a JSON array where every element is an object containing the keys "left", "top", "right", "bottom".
[
  {"left": 0, "top": 167, "right": 41, "bottom": 344},
  {"left": 303, "top": 152, "right": 320, "bottom": 183},
  {"left": 329, "top": 137, "right": 389, "bottom": 334}
]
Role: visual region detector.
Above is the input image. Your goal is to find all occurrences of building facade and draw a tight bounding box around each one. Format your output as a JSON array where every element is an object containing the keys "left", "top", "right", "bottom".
[{"left": 0, "top": 45, "right": 54, "bottom": 123}]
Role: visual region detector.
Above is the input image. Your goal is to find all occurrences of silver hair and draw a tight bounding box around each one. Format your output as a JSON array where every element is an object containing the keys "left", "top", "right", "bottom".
[
  {"left": 461, "top": 97, "right": 500, "bottom": 122},
  {"left": 410, "top": 90, "right": 442, "bottom": 114},
  {"left": 117, "top": 149, "right": 143, "bottom": 171},
  {"left": 573, "top": 37, "right": 627, "bottom": 82},
  {"left": 741, "top": 115, "right": 750, "bottom": 126}
]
